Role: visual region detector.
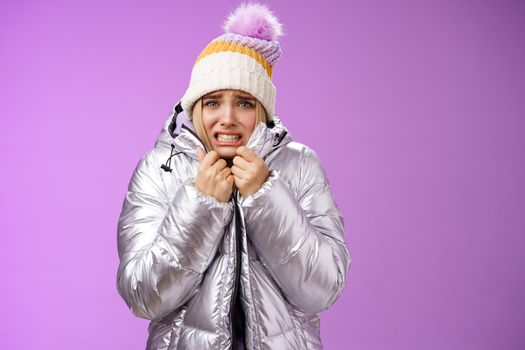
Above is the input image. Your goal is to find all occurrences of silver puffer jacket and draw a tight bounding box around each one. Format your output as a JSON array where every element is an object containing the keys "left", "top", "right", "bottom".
[{"left": 116, "top": 106, "right": 351, "bottom": 349}]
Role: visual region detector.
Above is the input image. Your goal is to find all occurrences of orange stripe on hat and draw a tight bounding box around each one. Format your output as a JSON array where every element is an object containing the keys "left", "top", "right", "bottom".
[{"left": 195, "top": 40, "right": 273, "bottom": 78}]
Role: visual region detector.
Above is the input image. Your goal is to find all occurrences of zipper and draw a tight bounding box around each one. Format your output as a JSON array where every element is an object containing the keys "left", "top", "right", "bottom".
[
  {"left": 178, "top": 122, "right": 246, "bottom": 347},
  {"left": 230, "top": 187, "right": 242, "bottom": 349}
]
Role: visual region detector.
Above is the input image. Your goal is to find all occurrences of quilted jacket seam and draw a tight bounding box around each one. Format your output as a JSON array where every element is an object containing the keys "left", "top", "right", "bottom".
[
  {"left": 155, "top": 233, "right": 203, "bottom": 276},
  {"left": 262, "top": 315, "right": 319, "bottom": 341},
  {"left": 180, "top": 324, "right": 217, "bottom": 336}
]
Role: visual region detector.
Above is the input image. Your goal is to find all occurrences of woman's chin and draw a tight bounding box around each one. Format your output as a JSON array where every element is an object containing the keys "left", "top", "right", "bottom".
[{"left": 213, "top": 146, "right": 238, "bottom": 160}]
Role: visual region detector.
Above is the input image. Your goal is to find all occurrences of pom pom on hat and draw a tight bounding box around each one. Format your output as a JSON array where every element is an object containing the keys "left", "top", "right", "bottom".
[{"left": 223, "top": 3, "right": 283, "bottom": 41}]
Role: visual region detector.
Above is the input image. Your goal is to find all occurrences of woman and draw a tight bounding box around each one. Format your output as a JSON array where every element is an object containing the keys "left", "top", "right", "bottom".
[{"left": 116, "top": 4, "right": 351, "bottom": 349}]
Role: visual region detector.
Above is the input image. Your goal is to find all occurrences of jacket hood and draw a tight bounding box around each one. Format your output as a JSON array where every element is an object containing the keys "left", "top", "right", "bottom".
[{"left": 155, "top": 103, "right": 292, "bottom": 162}]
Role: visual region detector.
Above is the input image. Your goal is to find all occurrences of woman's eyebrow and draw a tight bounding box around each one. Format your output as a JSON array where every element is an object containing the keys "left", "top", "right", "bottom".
[
  {"left": 203, "top": 93, "right": 223, "bottom": 99},
  {"left": 235, "top": 94, "right": 256, "bottom": 100}
]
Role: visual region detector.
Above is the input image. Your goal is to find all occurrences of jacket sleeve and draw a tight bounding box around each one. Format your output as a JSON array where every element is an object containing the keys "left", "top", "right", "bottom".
[
  {"left": 116, "top": 150, "right": 234, "bottom": 321},
  {"left": 239, "top": 148, "right": 351, "bottom": 314}
]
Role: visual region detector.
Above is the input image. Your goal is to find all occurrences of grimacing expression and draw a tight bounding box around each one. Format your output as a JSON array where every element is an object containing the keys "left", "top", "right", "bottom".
[{"left": 201, "top": 89, "right": 257, "bottom": 159}]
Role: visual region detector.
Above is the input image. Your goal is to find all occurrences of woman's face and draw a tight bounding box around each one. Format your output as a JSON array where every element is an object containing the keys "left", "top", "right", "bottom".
[{"left": 201, "top": 89, "right": 258, "bottom": 159}]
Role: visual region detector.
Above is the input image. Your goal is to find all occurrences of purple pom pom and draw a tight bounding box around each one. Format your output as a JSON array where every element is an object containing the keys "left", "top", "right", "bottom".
[{"left": 223, "top": 3, "right": 283, "bottom": 41}]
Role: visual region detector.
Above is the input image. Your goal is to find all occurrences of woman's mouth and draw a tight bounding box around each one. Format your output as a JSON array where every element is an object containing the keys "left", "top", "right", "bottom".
[{"left": 214, "top": 133, "right": 242, "bottom": 145}]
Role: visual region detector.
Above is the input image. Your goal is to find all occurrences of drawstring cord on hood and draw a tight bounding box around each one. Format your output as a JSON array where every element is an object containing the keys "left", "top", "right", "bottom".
[
  {"left": 161, "top": 101, "right": 208, "bottom": 173},
  {"left": 161, "top": 144, "right": 183, "bottom": 173}
]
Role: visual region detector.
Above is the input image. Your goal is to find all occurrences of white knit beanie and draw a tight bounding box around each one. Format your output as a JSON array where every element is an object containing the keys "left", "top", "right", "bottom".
[{"left": 180, "top": 3, "right": 283, "bottom": 121}]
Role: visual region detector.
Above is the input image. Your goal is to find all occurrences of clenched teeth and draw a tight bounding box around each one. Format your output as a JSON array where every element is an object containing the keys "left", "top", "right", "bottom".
[{"left": 217, "top": 134, "right": 240, "bottom": 142}]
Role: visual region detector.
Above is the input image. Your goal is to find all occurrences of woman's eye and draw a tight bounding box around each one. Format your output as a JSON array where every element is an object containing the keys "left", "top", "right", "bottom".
[
  {"left": 239, "top": 101, "right": 254, "bottom": 108},
  {"left": 204, "top": 101, "right": 219, "bottom": 107}
]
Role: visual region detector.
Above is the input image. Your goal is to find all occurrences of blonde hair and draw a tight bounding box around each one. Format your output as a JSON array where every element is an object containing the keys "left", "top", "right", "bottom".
[{"left": 192, "top": 98, "right": 267, "bottom": 152}]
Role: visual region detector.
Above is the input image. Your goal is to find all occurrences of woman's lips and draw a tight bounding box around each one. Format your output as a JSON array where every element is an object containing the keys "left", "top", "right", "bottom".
[{"left": 214, "top": 132, "right": 242, "bottom": 146}]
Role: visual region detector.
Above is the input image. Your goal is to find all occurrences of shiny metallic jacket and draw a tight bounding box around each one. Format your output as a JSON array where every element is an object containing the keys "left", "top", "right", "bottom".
[{"left": 117, "top": 106, "right": 351, "bottom": 349}]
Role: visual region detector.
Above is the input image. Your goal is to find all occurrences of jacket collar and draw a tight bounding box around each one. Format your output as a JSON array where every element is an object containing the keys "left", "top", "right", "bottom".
[{"left": 156, "top": 105, "right": 292, "bottom": 161}]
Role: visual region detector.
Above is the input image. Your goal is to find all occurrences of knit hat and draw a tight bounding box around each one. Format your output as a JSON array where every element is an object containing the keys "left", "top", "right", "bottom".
[{"left": 180, "top": 3, "right": 283, "bottom": 121}]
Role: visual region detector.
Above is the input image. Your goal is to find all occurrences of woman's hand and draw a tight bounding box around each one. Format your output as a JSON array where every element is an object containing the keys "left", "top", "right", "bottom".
[
  {"left": 195, "top": 148, "right": 234, "bottom": 203},
  {"left": 231, "top": 146, "right": 270, "bottom": 197}
]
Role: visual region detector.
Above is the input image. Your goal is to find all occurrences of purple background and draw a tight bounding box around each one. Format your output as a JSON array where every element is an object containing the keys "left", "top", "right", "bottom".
[{"left": 1, "top": 0, "right": 524, "bottom": 349}]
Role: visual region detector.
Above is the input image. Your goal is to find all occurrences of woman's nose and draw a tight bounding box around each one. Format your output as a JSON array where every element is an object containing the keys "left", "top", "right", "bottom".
[{"left": 219, "top": 105, "right": 237, "bottom": 125}]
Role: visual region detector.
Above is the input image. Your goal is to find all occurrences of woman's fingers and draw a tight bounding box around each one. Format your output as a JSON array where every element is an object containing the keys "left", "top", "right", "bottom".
[
  {"left": 230, "top": 165, "right": 246, "bottom": 179},
  {"left": 226, "top": 174, "right": 235, "bottom": 187},
  {"left": 236, "top": 146, "right": 258, "bottom": 162},
  {"left": 211, "top": 158, "right": 227, "bottom": 172},
  {"left": 232, "top": 155, "right": 250, "bottom": 170},
  {"left": 201, "top": 150, "right": 220, "bottom": 168},
  {"left": 196, "top": 147, "right": 205, "bottom": 163},
  {"left": 218, "top": 167, "right": 231, "bottom": 179}
]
